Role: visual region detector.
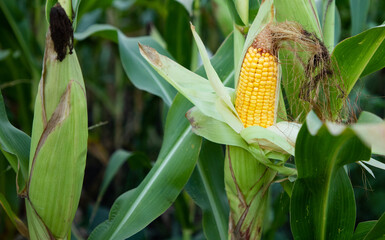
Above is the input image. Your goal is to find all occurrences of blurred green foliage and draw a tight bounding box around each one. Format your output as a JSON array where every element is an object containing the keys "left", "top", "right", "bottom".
[{"left": 0, "top": 0, "right": 384, "bottom": 239}]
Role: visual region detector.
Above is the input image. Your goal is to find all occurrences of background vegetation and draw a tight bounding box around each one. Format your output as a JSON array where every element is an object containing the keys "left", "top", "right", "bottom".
[{"left": 0, "top": 0, "right": 384, "bottom": 239}]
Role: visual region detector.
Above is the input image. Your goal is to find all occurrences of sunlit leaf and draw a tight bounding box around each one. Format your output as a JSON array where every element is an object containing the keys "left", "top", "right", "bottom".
[{"left": 330, "top": 25, "right": 385, "bottom": 114}]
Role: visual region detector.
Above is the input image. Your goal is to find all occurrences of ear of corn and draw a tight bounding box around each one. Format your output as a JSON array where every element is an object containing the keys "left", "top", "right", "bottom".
[
  {"left": 235, "top": 45, "right": 279, "bottom": 128},
  {"left": 26, "top": 4, "right": 87, "bottom": 240}
]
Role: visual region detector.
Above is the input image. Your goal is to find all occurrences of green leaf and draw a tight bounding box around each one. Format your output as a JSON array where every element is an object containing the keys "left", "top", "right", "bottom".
[
  {"left": 290, "top": 111, "right": 371, "bottom": 240},
  {"left": 88, "top": 94, "right": 202, "bottom": 240},
  {"left": 139, "top": 43, "right": 224, "bottom": 123},
  {"left": 223, "top": 0, "right": 245, "bottom": 26},
  {"left": 190, "top": 24, "right": 242, "bottom": 132},
  {"left": 234, "top": 0, "right": 249, "bottom": 25},
  {"left": 74, "top": 24, "right": 119, "bottom": 43},
  {"left": 185, "top": 141, "right": 229, "bottom": 240},
  {"left": 186, "top": 106, "right": 248, "bottom": 150},
  {"left": 352, "top": 221, "right": 377, "bottom": 240},
  {"left": 330, "top": 25, "right": 385, "bottom": 114},
  {"left": 275, "top": 0, "right": 322, "bottom": 38},
  {"left": 274, "top": 0, "right": 323, "bottom": 119},
  {"left": 45, "top": 0, "right": 57, "bottom": 23},
  {"left": 72, "top": 0, "right": 82, "bottom": 30},
  {"left": 350, "top": 0, "right": 370, "bottom": 36},
  {"left": 0, "top": 192, "right": 29, "bottom": 238},
  {"left": 90, "top": 150, "right": 150, "bottom": 224},
  {"left": 364, "top": 212, "right": 385, "bottom": 240},
  {"left": 211, "top": 0, "right": 233, "bottom": 35},
  {"left": 75, "top": 25, "right": 177, "bottom": 106},
  {"left": 0, "top": 90, "right": 30, "bottom": 195},
  {"left": 119, "top": 32, "right": 177, "bottom": 106},
  {"left": 321, "top": 0, "right": 336, "bottom": 51},
  {"left": 240, "top": 122, "right": 300, "bottom": 155},
  {"left": 164, "top": 1, "right": 192, "bottom": 68}
]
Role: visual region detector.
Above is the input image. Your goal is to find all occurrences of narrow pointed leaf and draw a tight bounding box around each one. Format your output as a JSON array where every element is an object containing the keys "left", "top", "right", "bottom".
[
  {"left": 139, "top": 43, "right": 225, "bottom": 122},
  {"left": 363, "top": 212, "right": 385, "bottom": 240},
  {"left": 74, "top": 24, "right": 119, "bottom": 42},
  {"left": 190, "top": 24, "right": 240, "bottom": 122},
  {"left": 322, "top": 0, "right": 336, "bottom": 51},
  {"left": 119, "top": 32, "right": 177, "bottom": 106},
  {"left": 352, "top": 221, "right": 377, "bottom": 240},
  {"left": 350, "top": 0, "right": 370, "bottom": 36},
  {"left": 75, "top": 25, "right": 177, "bottom": 106},
  {"left": 90, "top": 150, "right": 149, "bottom": 223},
  {"left": 0, "top": 192, "right": 29, "bottom": 238},
  {"left": 88, "top": 94, "right": 202, "bottom": 240},
  {"left": 0, "top": 90, "right": 30, "bottom": 195}
]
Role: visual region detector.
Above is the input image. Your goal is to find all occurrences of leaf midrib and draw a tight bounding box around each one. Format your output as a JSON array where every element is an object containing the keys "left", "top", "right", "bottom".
[{"left": 109, "top": 126, "right": 192, "bottom": 239}]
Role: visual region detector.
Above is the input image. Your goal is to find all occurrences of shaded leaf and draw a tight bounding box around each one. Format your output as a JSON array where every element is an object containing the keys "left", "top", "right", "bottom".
[
  {"left": 290, "top": 111, "right": 371, "bottom": 240},
  {"left": 185, "top": 141, "right": 229, "bottom": 240},
  {"left": 350, "top": 0, "right": 370, "bottom": 36},
  {"left": 364, "top": 212, "right": 385, "bottom": 240},
  {"left": 88, "top": 94, "right": 202, "bottom": 240},
  {"left": 0, "top": 90, "right": 30, "bottom": 194},
  {"left": 352, "top": 221, "right": 377, "bottom": 240},
  {"left": 0, "top": 192, "right": 29, "bottom": 238}
]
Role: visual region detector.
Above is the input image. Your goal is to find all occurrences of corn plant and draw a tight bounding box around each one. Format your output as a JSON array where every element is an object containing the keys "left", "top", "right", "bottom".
[{"left": 1, "top": 0, "right": 385, "bottom": 240}]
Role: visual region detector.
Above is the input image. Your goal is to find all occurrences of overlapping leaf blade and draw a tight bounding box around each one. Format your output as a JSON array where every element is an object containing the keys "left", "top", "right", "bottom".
[
  {"left": 0, "top": 90, "right": 30, "bottom": 194},
  {"left": 88, "top": 94, "right": 202, "bottom": 240},
  {"left": 290, "top": 112, "right": 371, "bottom": 240}
]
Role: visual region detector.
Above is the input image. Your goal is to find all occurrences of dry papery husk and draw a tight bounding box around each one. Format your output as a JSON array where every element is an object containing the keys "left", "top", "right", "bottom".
[{"left": 253, "top": 21, "right": 348, "bottom": 123}]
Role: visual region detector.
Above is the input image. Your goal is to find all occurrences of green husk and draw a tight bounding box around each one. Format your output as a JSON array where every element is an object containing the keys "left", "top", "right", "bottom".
[
  {"left": 225, "top": 146, "right": 276, "bottom": 240},
  {"left": 26, "top": 9, "right": 87, "bottom": 240}
]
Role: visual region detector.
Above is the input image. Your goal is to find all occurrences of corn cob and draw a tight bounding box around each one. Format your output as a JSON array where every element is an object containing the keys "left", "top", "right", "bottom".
[
  {"left": 26, "top": 3, "right": 87, "bottom": 240},
  {"left": 235, "top": 45, "right": 278, "bottom": 128}
]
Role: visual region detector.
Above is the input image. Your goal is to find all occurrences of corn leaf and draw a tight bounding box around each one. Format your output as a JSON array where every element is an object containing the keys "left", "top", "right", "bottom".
[
  {"left": 274, "top": 0, "right": 322, "bottom": 120},
  {"left": 0, "top": 192, "right": 29, "bottom": 238},
  {"left": 290, "top": 111, "right": 371, "bottom": 240},
  {"left": 139, "top": 43, "right": 226, "bottom": 123},
  {"left": 330, "top": 25, "right": 385, "bottom": 115},
  {"left": 88, "top": 94, "right": 202, "bottom": 240},
  {"left": 186, "top": 106, "right": 249, "bottom": 150},
  {"left": 350, "top": 0, "right": 370, "bottom": 36},
  {"left": 0, "top": 90, "right": 30, "bottom": 195},
  {"left": 321, "top": 0, "right": 336, "bottom": 51},
  {"left": 185, "top": 141, "right": 229, "bottom": 240},
  {"left": 74, "top": 24, "right": 119, "bottom": 42},
  {"left": 362, "top": 212, "right": 385, "bottom": 240},
  {"left": 190, "top": 24, "right": 243, "bottom": 133},
  {"left": 90, "top": 150, "right": 150, "bottom": 224},
  {"left": 275, "top": 0, "right": 322, "bottom": 37},
  {"left": 240, "top": 122, "right": 300, "bottom": 155},
  {"left": 164, "top": 1, "right": 192, "bottom": 68},
  {"left": 352, "top": 221, "right": 377, "bottom": 240},
  {"left": 212, "top": 0, "right": 233, "bottom": 35},
  {"left": 75, "top": 25, "right": 177, "bottom": 106},
  {"left": 119, "top": 33, "right": 178, "bottom": 106}
]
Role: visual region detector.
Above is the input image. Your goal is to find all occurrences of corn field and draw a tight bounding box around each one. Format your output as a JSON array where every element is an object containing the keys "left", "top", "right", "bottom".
[{"left": 1, "top": 0, "right": 385, "bottom": 239}]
